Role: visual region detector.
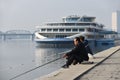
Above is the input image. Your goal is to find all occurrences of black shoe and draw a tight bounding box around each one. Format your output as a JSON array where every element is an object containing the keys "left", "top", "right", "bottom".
[
  {"left": 61, "top": 64, "right": 69, "bottom": 68},
  {"left": 90, "top": 61, "right": 94, "bottom": 64},
  {"left": 73, "top": 61, "right": 78, "bottom": 65}
]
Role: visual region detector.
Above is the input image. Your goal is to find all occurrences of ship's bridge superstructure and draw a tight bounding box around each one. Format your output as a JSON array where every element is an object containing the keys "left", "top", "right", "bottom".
[{"left": 62, "top": 15, "right": 95, "bottom": 23}]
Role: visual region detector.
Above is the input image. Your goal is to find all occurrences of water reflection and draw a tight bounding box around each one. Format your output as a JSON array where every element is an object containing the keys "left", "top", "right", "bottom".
[{"left": 35, "top": 43, "right": 73, "bottom": 66}]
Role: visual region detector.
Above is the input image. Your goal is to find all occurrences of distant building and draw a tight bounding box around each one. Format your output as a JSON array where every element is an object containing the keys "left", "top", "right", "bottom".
[{"left": 112, "top": 11, "right": 120, "bottom": 33}]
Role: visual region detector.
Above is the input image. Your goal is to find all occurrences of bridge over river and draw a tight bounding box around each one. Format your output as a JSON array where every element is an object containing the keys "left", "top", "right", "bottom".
[{"left": 0, "top": 30, "right": 34, "bottom": 40}]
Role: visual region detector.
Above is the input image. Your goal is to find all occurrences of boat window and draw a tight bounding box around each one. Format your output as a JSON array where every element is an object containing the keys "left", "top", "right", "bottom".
[
  {"left": 87, "top": 28, "right": 94, "bottom": 32},
  {"left": 81, "top": 18, "right": 93, "bottom": 22},
  {"left": 66, "top": 29, "right": 71, "bottom": 32},
  {"left": 46, "top": 23, "right": 98, "bottom": 26},
  {"left": 65, "top": 18, "right": 79, "bottom": 22},
  {"left": 47, "top": 29, "right": 52, "bottom": 32},
  {"left": 41, "top": 29, "right": 46, "bottom": 32},
  {"left": 53, "top": 29, "right": 58, "bottom": 32},
  {"left": 59, "top": 29, "right": 64, "bottom": 32},
  {"left": 95, "top": 29, "right": 99, "bottom": 32},
  {"left": 72, "top": 29, "right": 78, "bottom": 32},
  {"left": 55, "top": 35, "right": 67, "bottom": 38},
  {"left": 79, "top": 29, "right": 84, "bottom": 31}
]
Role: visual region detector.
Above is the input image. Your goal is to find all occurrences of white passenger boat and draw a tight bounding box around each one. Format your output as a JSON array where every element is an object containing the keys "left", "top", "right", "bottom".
[{"left": 34, "top": 15, "right": 114, "bottom": 43}]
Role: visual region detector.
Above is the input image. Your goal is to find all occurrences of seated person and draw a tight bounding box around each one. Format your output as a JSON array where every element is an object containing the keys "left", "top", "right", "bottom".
[
  {"left": 62, "top": 37, "right": 89, "bottom": 68},
  {"left": 79, "top": 36, "right": 95, "bottom": 59}
]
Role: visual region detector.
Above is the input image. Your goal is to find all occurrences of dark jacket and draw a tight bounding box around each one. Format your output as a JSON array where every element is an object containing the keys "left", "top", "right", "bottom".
[
  {"left": 66, "top": 41, "right": 89, "bottom": 61},
  {"left": 83, "top": 40, "right": 93, "bottom": 55}
]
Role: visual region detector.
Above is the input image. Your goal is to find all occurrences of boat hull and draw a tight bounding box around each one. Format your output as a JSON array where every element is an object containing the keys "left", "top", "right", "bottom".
[{"left": 35, "top": 38, "right": 73, "bottom": 44}]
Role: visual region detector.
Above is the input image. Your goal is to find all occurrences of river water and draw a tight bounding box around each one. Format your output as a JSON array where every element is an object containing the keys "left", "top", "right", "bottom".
[{"left": 0, "top": 40, "right": 115, "bottom": 80}]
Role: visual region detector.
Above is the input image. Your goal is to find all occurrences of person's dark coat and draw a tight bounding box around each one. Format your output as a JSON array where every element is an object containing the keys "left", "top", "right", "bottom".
[
  {"left": 83, "top": 40, "right": 93, "bottom": 55},
  {"left": 66, "top": 41, "right": 89, "bottom": 62}
]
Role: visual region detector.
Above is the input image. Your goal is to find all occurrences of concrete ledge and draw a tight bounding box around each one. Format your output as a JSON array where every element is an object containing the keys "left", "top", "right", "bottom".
[{"left": 36, "top": 46, "right": 120, "bottom": 80}]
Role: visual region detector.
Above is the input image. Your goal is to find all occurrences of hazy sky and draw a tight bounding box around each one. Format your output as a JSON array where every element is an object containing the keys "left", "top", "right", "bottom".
[{"left": 0, "top": 0, "right": 120, "bottom": 32}]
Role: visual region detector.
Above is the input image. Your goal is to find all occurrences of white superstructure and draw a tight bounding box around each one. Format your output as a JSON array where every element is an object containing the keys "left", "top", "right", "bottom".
[{"left": 35, "top": 15, "right": 105, "bottom": 42}]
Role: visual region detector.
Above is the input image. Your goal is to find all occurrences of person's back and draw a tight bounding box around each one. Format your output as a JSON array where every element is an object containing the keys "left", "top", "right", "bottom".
[
  {"left": 83, "top": 40, "right": 89, "bottom": 47},
  {"left": 80, "top": 36, "right": 95, "bottom": 58},
  {"left": 78, "top": 41, "right": 89, "bottom": 61}
]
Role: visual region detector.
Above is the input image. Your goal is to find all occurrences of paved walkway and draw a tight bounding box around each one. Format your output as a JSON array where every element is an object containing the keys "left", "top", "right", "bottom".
[
  {"left": 36, "top": 46, "right": 120, "bottom": 80},
  {"left": 77, "top": 47, "right": 120, "bottom": 80}
]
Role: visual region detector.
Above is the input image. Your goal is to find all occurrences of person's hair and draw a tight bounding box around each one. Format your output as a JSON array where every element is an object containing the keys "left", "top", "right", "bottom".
[
  {"left": 75, "top": 37, "right": 80, "bottom": 42},
  {"left": 79, "top": 36, "right": 85, "bottom": 41}
]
